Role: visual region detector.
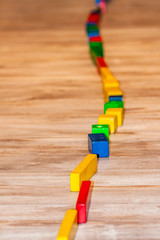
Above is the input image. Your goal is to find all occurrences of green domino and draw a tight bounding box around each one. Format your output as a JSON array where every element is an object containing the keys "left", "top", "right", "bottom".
[
  {"left": 87, "top": 25, "right": 99, "bottom": 33},
  {"left": 89, "top": 42, "right": 103, "bottom": 56},
  {"left": 104, "top": 101, "right": 124, "bottom": 114},
  {"left": 92, "top": 124, "right": 109, "bottom": 140},
  {"left": 90, "top": 45, "right": 103, "bottom": 64},
  {"left": 90, "top": 49, "right": 100, "bottom": 64}
]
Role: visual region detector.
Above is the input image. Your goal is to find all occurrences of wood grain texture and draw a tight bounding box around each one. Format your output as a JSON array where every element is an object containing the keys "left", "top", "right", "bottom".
[{"left": 0, "top": 0, "right": 160, "bottom": 239}]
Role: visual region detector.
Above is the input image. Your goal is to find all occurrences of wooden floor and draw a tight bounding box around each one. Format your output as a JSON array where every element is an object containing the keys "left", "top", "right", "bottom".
[{"left": 0, "top": 0, "right": 160, "bottom": 239}]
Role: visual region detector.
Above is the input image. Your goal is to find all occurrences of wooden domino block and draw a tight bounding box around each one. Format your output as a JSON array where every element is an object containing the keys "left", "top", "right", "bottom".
[
  {"left": 102, "top": 75, "right": 119, "bottom": 88},
  {"left": 92, "top": 124, "right": 109, "bottom": 140},
  {"left": 97, "top": 57, "right": 107, "bottom": 74},
  {"left": 100, "top": 67, "right": 112, "bottom": 78},
  {"left": 103, "top": 78, "right": 119, "bottom": 88},
  {"left": 89, "top": 36, "right": 103, "bottom": 42},
  {"left": 76, "top": 181, "right": 92, "bottom": 223},
  {"left": 86, "top": 24, "right": 99, "bottom": 33},
  {"left": 105, "top": 108, "right": 124, "bottom": 126},
  {"left": 56, "top": 209, "right": 78, "bottom": 240},
  {"left": 70, "top": 154, "right": 97, "bottom": 192},
  {"left": 109, "top": 95, "right": 123, "bottom": 101},
  {"left": 90, "top": 45, "right": 103, "bottom": 64},
  {"left": 98, "top": 114, "right": 118, "bottom": 133},
  {"left": 89, "top": 42, "right": 103, "bottom": 56},
  {"left": 101, "top": 70, "right": 119, "bottom": 85},
  {"left": 88, "top": 13, "right": 100, "bottom": 24},
  {"left": 104, "top": 100, "right": 124, "bottom": 113},
  {"left": 88, "top": 32, "right": 100, "bottom": 38},
  {"left": 88, "top": 133, "right": 109, "bottom": 157},
  {"left": 103, "top": 87, "right": 123, "bottom": 97},
  {"left": 103, "top": 90, "right": 109, "bottom": 103},
  {"left": 97, "top": 57, "right": 107, "bottom": 67}
]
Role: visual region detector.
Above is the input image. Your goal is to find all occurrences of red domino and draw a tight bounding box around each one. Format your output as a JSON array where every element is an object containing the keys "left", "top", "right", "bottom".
[
  {"left": 88, "top": 14, "right": 100, "bottom": 24},
  {"left": 89, "top": 36, "right": 103, "bottom": 42},
  {"left": 97, "top": 57, "right": 107, "bottom": 67},
  {"left": 76, "top": 181, "right": 92, "bottom": 224},
  {"left": 97, "top": 57, "right": 108, "bottom": 74}
]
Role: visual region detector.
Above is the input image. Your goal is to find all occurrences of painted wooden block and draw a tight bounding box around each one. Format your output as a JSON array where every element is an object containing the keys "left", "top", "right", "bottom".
[
  {"left": 70, "top": 154, "right": 97, "bottom": 192},
  {"left": 104, "top": 100, "right": 124, "bottom": 113},
  {"left": 87, "top": 31, "right": 100, "bottom": 38},
  {"left": 86, "top": 24, "right": 99, "bottom": 33},
  {"left": 76, "top": 181, "right": 92, "bottom": 224},
  {"left": 97, "top": 57, "right": 107, "bottom": 67},
  {"left": 88, "top": 31, "right": 100, "bottom": 38},
  {"left": 92, "top": 124, "right": 109, "bottom": 140},
  {"left": 103, "top": 80, "right": 119, "bottom": 88},
  {"left": 56, "top": 209, "right": 78, "bottom": 240},
  {"left": 89, "top": 42, "right": 103, "bottom": 56},
  {"left": 100, "top": 67, "right": 112, "bottom": 78},
  {"left": 97, "top": 57, "right": 107, "bottom": 74},
  {"left": 104, "top": 87, "right": 123, "bottom": 97},
  {"left": 90, "top": 45, "right": 103, "bottom": 64},
  {"left": 98, "top": 114, "right": 117, "bottom": 133},
  {"left": 101, "top": 69, "right": 119, "bottom": 86},
  {"left": 88, "top": 133, "right": 109, "bottom": 157},
  {"left": 105, "top": 108, "right": 124, "bottom": 126},
  {"left": 101, "top": 74, "right": 119, "bottom": 87},
  {"left": 103, "top": 90, "right": 109, "bottom": 103},
  {"left": 109, "top": 95, "right": 123, "bottom": 101},
  {"left": 88, "top": 14, "right": 100, "bottom": 24},
  {"left": 89, "top": 36, "right": 103, "bottom": 42},
  {"left": 101, "top": 72, "right": 120, "bottom": 87}
]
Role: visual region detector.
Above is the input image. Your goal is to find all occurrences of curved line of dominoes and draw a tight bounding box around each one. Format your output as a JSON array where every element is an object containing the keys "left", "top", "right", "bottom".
[{"left": 57, "top": 0, "right": 124, "bottom": 239}]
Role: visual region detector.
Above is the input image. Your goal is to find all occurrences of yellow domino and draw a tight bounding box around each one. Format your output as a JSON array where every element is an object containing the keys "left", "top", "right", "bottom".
[
  {"left": 105, "top": 108, "right": 124, "bottom": 126},
  {"left": 103, "top": 90, "right": 109, "bottom": 103},
  {"left": 98, "top": 114, "right": 117, "bottom": 133},
  {"left": 100, "top": 67, "right": 112, "bottom": 77},
  {"left": 100, "top": 68, "right": 118, "bottom": 82},
  {"left": 103, "top": 79, "right": 119, "bottom": 88},
  {"left": 103, "top": 87, "right": 123, "bottom": 97},
  {"left": 102, "top": 74, "right": 117, "bottom": 82},
  {"left": 70, "top": 154, "right": 97, "bottom": 192},
  {"left": 57, "top": 209, "right": 78, "bottom": 240}
]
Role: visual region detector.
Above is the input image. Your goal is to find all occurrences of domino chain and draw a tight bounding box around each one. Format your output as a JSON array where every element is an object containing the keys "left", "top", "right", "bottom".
[{"left": 56, "top": 0, "right": 124, "bottom": 239}]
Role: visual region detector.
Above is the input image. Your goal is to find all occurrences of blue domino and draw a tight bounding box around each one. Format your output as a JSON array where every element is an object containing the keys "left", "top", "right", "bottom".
[
  {"left": 88, "top": 133, "right": 109, "bottom": 158},
  {"left": 87, "top": 29, "right": 99, "bottom": 35},
  {"left": 109, "top": 95, "right": 123, "bottom": 101},
  {"left": 87, "top": 31, "right": 100, "bottom": 38}
]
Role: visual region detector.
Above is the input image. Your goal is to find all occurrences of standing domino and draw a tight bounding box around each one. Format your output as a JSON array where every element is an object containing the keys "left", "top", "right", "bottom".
[
  {"left": 88, "top": 133, "right": 109, "bottom": 157},
  {"left": 104, "top": 101, "right": 124, "bottom": 113},
  {"left": 98, "top": 114, "right": 117, "bottom": 133},
  {"left": 92, "top": 124, "right": 109, "bottom": 140},
  {"left": 105, "top": 108, "right": 124, "bottom": 126}
]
